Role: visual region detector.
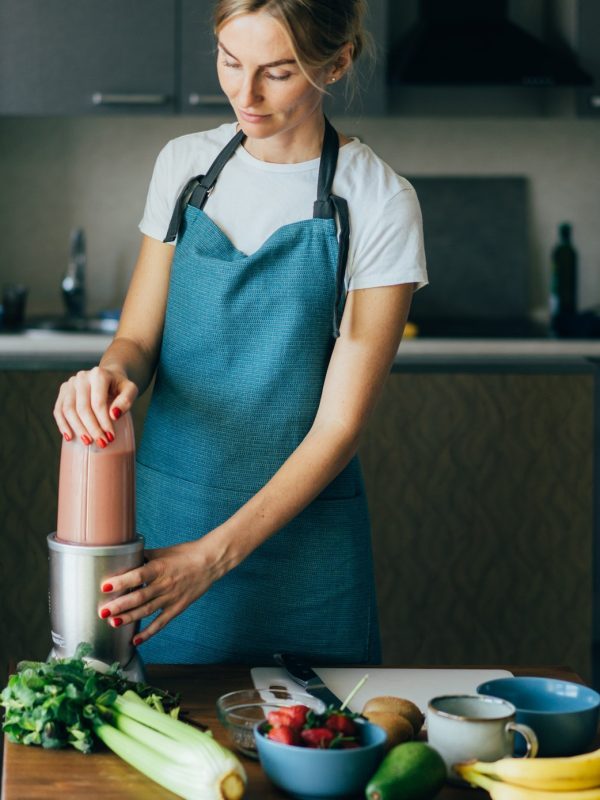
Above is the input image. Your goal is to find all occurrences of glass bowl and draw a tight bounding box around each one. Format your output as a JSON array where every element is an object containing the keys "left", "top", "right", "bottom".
[{"left": 216, "top": 688, "right": 326, "bottom": 759}]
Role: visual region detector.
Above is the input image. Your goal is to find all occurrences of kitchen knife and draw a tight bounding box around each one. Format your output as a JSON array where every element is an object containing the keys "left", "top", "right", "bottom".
[{"left": 274, "top": 652, "right": 343, "bottom": 708}]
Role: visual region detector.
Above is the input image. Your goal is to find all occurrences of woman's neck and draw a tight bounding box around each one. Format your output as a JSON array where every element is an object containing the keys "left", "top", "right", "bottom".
[{"left": 241, "top": 108, "right": 350, "bottom": 164}]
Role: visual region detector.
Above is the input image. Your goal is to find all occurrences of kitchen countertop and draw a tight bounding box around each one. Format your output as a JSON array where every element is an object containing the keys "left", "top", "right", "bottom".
[
  {"left": 1, "top": 331, "right": 600, "bottom": 370},
  {"left": 1, "top": 663, "right": 594, "bottom": 800}
]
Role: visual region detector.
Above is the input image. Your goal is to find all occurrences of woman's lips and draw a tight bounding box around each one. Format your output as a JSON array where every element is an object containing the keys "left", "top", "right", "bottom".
[{"left": 238, "top": 109, "right": 270, "bottom": 123}]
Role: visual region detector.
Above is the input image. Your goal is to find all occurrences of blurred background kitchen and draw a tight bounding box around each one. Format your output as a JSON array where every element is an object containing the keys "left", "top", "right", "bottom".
[{"left": 1, "top": 0, "right": 599, "bottom": 687}]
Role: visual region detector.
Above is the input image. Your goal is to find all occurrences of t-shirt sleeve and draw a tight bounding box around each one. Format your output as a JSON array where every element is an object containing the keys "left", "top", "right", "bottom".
[
  {"left": 346, "top": 184, "right": 428, "bottom": 292},
  {"left": 138, "top": 140, "right": 177, "bottom": 246}
]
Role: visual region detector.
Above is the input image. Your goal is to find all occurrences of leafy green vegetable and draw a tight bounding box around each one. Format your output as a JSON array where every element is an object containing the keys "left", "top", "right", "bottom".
[
  {"left": 1, "top": 642, "right": 180, "bottom": 753},
  {"left": 1, "top": 643, "right": 247, "bottom": 800}
]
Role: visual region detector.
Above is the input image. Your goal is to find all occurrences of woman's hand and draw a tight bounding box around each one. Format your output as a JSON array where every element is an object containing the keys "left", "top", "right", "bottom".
[
  {"left": 53, "top": 365, "right": 139, "bottom": 446},
  {"left": 97, "top": 533, "right": 239, "bottom": 645}
]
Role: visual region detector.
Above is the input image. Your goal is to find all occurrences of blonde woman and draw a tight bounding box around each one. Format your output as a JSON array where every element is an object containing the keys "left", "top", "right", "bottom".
[{"left": 54, "top": 0, "right": 427, "bottom": 664}]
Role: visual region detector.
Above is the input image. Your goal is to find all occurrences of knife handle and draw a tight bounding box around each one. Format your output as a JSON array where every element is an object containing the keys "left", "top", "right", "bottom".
[{"left": 274, "top": 653, "right": 321, "bottom": 687}]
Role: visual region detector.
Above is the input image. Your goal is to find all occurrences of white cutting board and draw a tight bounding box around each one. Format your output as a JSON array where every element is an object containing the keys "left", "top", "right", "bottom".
[{"left": 251, "top": 667, "right": 513, "bottom": 723}]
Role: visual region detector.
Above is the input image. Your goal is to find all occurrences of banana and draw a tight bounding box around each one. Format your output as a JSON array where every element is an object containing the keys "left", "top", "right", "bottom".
[
  {"left": 458, "top": 766, "right": 600, "bottom": 800},
  {"left": 454, "top": 750, "right": 600, "bottom": 792}
]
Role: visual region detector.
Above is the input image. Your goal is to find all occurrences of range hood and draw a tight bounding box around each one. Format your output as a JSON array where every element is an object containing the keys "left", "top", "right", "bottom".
[{"left": 388, "top": 0, "right": 593, "bottom": 87}]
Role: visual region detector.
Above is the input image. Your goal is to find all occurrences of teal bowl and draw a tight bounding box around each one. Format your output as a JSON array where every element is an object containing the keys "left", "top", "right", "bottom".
[
  {"left": 254, "top": 719, "right": 386, "bottom": 800},
  {"left": 477, "top": 677, "right": 600, "bottom": 756}
]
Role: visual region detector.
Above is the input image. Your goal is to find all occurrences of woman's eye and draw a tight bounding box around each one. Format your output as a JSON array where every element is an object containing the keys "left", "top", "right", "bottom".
[
  {"left": 265, "top": 72, "right": 291, "bottom": 81},
  {"left": 222, "top": 60, "right": 241, "bottom": 69}
]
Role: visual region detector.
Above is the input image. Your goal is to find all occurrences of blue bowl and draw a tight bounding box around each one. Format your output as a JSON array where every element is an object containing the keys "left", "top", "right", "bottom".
[
  {"left": 477, "top": 677, "right": 600, "bottom": 757},
  {"left": 254, "top": 719, "right": 386, "bottom": 800}
]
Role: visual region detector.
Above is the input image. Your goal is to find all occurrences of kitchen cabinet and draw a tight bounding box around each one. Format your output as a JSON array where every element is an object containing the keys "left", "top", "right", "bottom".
[
  {"left": 0, "top": 0, "right": 176, "bottom": 115},
  {"left": 0, "top": 0, "right": 387, "bottom": 116},
  {"left": 180, "top": 0, "right": 229, "bottom": 113},
  {"left": 577, "top": 0, "right": 600, "bottom": 116},
  {"left": 361, "top": 368, "right": 595, "bottom": 684},
  {"left": 0, "top": 362, "right": 595, "bottom": 688}
]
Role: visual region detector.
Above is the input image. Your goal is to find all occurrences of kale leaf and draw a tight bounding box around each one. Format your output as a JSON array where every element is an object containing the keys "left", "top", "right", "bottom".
[{"left": 1, "top": 642, "right": 180, "bottom": 753}]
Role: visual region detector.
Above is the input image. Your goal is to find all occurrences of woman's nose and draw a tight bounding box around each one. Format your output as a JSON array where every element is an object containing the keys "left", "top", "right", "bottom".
[{"left": 237, "top": 75, "right": 262, "bottom": 107}]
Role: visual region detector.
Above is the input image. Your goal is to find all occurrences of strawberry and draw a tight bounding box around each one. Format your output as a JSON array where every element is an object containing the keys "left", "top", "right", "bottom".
[
  {"left": 284, "top": 704, "right": 311, "bottom": 728},
  {"left": 267, "top": 725, "right": 300, "bottom": 745},
  {"left": 340, "top": 739, "right": 361, "bottom": 749},
  {"left": 325, "top": 714, "right": 357, "bottom": 736},
  {"left": 266, "top": 709, "right": 295, "bottom": 727},
  {"left": 300, "top": 727, "right": 336, "bottom": 748}
]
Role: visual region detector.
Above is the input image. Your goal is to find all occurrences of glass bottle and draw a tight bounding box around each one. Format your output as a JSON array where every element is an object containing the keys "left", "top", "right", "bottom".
[{"left": 550, "top": 222, "right": 577, "bottom": 334}]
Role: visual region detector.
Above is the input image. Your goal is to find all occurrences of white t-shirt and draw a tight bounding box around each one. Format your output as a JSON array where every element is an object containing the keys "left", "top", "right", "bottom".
[{"left": 139, "top": 122, "right": 428, "bottom": 292}]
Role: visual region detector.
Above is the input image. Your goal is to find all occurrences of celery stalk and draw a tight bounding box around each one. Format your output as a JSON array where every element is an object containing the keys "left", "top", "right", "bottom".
[
  {"left": 113, "top": 713, "right": 197, "bottom": 766},
  {"left": 96, "top": 691, "right": 246, "bottom": 800},
  {"left": 94, "top": 723, "right": 244, "bottom": 800}
]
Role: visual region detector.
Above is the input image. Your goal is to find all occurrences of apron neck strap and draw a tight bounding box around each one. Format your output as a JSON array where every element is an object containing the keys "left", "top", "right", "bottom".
[
  {"left": 163, "top": 128, "right": 246, "bottom": 243},
  {"left": 312, "top": 117, "right": 350, "bottom": 339},
  {"left": 313, "top": 116, "right": 340, "bottom": 219}
]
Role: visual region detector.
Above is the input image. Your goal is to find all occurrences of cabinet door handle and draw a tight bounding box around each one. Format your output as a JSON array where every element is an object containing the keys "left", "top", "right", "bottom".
[
  {"left": 188, "top": 93, "right": 230, "bottom": 106},
  {"left": 91, "top": 93, "right": 170, "bottom": 106}
]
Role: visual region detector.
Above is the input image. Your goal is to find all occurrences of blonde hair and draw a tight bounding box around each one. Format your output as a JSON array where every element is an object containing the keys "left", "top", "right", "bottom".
[{"left": 213, "top": 0, "right": 374, "bottom": 104}]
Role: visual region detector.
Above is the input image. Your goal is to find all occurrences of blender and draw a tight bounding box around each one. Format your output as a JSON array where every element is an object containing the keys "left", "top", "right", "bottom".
[{"left": 47, "top": 412, "right": 145, "bottom": 680}]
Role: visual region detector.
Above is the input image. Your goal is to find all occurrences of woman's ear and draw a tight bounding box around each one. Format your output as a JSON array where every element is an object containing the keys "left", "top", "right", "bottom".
[{"left": 327, "top": 42, "right": 355, "bottom": 83}]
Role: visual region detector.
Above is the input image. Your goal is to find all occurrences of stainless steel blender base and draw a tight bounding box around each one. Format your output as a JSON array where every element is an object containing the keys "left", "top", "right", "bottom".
[
  {"left": 48, "top": 534, "right": 145, "bottom": 674},
  {"left": 48, "top": 648, "right": 146, "bottom": 683}
]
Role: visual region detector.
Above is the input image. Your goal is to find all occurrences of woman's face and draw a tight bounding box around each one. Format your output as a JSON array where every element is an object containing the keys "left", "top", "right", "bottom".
[{"left": 216, "top": 12, "right": 326, "bottom": 140}]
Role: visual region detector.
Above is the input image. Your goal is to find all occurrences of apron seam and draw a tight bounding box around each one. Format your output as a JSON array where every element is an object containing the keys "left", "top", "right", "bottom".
[{"left": 137, "top": 456, "right": 364, "bottom": 501}]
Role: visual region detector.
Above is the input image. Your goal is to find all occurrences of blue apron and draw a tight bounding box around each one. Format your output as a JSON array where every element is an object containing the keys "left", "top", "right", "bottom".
[{"left": 136, "top": 118, "right": 381, "bottom": 664}]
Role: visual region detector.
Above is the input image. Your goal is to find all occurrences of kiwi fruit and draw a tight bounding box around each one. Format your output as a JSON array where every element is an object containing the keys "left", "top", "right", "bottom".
[
  {"left": 362, "top": 710, "right": 414, "bottom": 750},
  {"left": 362, "top": 696, "right": 425, "bottom": 736}
]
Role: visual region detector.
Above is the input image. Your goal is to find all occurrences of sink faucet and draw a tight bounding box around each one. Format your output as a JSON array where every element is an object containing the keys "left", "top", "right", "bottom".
[{"left": 62, "top": 228, "right": 86, "bottom": 317}]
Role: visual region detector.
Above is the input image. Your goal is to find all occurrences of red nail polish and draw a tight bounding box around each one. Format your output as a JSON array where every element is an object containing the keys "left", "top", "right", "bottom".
[
  {"left": 105, "top": 431, "right": 114, "bottom": 443},
  {"left": 96, "top": 438, "right": 107, "bottom": 449},
  {"left": 81, "top": 434, "right": 92, "bottom": 445},
  {"left": 133, "top": 636, "right": 142, "bottom": 646},
  {"left": 63, "top": 432, "right": 71, "bottom": 441},
  {"left": 100, "top": 608, "right": 111, "bottom": 619},
  {"left": 102, "top": 583, "right": 113, "bottom": 593},
  {"left": 112, "top": 617, "right": 123, "bottom": 627},
  {"left": 112, "top": 407, "right": 122, "bottom": 420}
]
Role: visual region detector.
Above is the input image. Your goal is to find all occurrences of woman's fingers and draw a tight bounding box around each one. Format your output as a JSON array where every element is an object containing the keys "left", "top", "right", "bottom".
[
  {"left": 102, "top": 562, "right": 155, "bottom": 595},
  {"left": 132, "top": 608, "right": 176, "bottom": 644},
  {"left": 53, "top": 366, "right": 134, "bottom": 444},
  {"left": 100, "top": 590, "right": 164, "bottom": 627},
  {"left": 88, "top": 366, "right": 117, "bottom": 439},
  {"left": 53, "top": 388, "right": 75, "bottom": 441},
  {"left": 109, "top": 379, "right": 139, "bottom": 421},
  {"left": 99, "top": 543, "right": 211, "bottom": 645},
  {"left": 73, "top": 371, "right": 108, "bottom": 445},
  {"left": 57, "top": 375, "right": 94, "bottom": 444}
]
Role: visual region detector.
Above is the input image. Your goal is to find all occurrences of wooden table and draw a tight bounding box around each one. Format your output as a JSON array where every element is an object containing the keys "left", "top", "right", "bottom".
[{"left": 1, "top": 664, "right": 590, "bottom": 799}]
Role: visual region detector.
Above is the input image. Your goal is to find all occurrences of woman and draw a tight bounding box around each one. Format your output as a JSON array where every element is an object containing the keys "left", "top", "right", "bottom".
[{"left": 53, "top": 0, "right": 427, "bottom": 665}]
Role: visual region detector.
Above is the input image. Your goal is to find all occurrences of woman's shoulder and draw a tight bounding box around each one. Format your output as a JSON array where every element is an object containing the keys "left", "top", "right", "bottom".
[
  {"left": 156, "top": 122, "right": 238, "bottom": 173},
  {"left": 337, "top": 138, "right": 416, "bottom": 205}
]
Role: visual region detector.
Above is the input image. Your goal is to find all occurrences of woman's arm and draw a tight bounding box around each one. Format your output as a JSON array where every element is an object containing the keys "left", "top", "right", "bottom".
[
  {"left": 53, "top": 235, "right": 173, "bottom": 443},
  {"left": 100, "top": 282, "right": 414, "bottom": 641}
]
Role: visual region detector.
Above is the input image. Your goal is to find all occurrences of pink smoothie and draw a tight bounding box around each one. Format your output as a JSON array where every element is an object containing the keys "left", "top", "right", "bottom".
[{"left": 56, "top": 413, "right": 136, "bottom": 545}]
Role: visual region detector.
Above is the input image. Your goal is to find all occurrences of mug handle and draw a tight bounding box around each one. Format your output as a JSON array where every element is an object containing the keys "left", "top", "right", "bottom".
[{"left": 506, "top": 721, "right": 539, "bottom": 758}]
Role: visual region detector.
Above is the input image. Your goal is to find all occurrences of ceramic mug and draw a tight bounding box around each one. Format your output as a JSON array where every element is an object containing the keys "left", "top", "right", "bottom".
[{"left": 427, "top": 694, "right": 538, "bottom": 782}]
